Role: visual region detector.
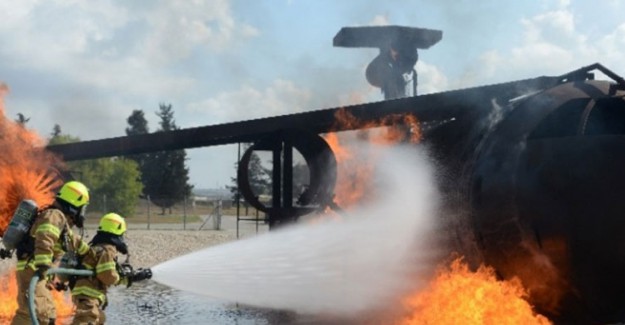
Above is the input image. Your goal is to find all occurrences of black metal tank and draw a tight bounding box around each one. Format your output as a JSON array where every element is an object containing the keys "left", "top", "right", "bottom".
[{"left": 468, "top": 79, "right": 625, "bottom": 323}]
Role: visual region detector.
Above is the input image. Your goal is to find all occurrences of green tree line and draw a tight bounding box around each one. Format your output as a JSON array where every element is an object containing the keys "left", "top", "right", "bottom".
[{"left": 42, "top": 103, "right": 192, "bottom": 218}]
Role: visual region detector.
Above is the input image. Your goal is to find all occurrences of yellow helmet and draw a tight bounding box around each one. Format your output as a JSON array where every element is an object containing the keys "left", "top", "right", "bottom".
[
  {"left": 98, "top": 213, "right": 127, "bottom": 236},
  {"left": 57, "top": 181, "right": 90, "bottom": 208}
]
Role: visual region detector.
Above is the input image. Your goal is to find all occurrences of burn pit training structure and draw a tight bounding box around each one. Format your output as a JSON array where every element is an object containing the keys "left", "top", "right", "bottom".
[{"left": 46, "top": 25, "right": 625, "bottom": 324}]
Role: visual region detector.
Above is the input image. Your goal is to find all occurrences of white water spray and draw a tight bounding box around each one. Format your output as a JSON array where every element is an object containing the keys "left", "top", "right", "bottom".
[{"left": 152, "top": 146, "right": 442, "bottom": 315}]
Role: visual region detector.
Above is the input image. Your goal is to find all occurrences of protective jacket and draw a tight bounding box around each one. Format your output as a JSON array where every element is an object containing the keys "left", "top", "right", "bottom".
[
  {"left": 12, "top": 207, "right": 89, "bottom": 325},
  {"left": 72, "top": 243, "right": 121, "bottom": 303},
  {"left": 16, "top": 208, "right": 89, "bottom": 271}
]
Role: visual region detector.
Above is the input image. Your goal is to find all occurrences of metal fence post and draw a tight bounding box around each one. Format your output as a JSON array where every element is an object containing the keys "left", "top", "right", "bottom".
[
  {"left": 215, "top": 200, "right": 222, "bottom": 230},
  {"left": 147, "top": 195, "right": 151, "bottom": 230},
  {"left": 183, "top": 196, "right": 187, "bottom": 230}
]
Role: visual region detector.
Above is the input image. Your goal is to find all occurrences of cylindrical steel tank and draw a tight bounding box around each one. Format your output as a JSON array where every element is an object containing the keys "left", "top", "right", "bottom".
[{"left": 467, "top": 80, "right": 625, "bottom": 323}]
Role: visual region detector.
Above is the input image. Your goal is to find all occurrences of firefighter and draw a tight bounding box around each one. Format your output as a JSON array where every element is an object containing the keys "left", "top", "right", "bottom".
[
  {"left": 71, "top": 213, "right": 152, "bottom": 325},
  {"left": 12, "top": 180, "right": 91, "bottom": 325}
]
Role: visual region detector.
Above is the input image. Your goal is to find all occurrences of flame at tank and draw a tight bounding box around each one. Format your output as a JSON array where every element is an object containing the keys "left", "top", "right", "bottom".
[{"left": 324, "top": 110, "right": 552, "bottom": 324}]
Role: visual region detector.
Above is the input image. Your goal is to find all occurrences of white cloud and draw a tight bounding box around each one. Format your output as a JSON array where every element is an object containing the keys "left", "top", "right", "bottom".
[
  {"left": 416, "top": 61, "right": 448, "bottom": 94},
  {"left": 597, "top": 23, "right": 625, "bottom": 64},
  {"left": 369, "top": 14, "right": 389, "bottom": 26},
  {"left": 0, "top": 0, "right": 39, "bottom": 28},
  {"left": 0, "top": 1, "right": 130, "bottom": 67},
  {"left": 451, "top": 4, "right": 625, "bottom": 86},
  {"left": 184, "top": 79, "right": 312, "bottom": 125},
  {"left": 0, "top": 0, "right": 259, "bottom": 96},
  {"left": 139, "top": 0, "right": 259, "bottom": 65}
]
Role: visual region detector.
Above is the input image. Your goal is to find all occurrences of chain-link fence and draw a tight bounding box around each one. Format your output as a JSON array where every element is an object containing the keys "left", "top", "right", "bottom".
[{"left": 84, "top": 196, "right": 266, "bottom": 231}]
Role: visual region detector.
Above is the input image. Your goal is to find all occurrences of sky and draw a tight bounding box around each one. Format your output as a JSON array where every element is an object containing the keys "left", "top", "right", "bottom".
[{"left": 1, "top": 0, "right": 624, "bottom": 189}]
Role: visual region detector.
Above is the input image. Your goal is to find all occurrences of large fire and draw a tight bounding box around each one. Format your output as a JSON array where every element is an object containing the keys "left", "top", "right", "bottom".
[
  {"left": 0, "top": 84, "right": 72, "bottom": 320},
  {"left": 397, "top": 258, "right": 551, "bottom": 324},
  {"left": 325, "top": 109, "right": 551, "bottom": 324},
  {"left": 325, "top": 108, "right": 420, "bottom": 207},
  {"left": 0, "top": 270, "right": 74, "bottom": 321}
]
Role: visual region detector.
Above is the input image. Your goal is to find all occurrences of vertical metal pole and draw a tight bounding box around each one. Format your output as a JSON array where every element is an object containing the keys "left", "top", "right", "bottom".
[
  {"left": 270, "top": 143, "right": 282, "bottom": 229},
  {"left": 216, "top": 200, "right": 222, "bottom": 230},
  {"left": 236, "top": 142, "right": 241, "bottom": 239},
  {"left": 183, "top": 196, "right": 187, "bottom": 230},
  {"left": 283, "top": 139, "right": 293, "bottom": 211},
  {"left": 147, "top": 195, "right": 151, "bottom": 230}
]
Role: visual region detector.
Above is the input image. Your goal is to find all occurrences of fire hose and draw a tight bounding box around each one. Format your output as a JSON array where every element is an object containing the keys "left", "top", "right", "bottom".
[
  {"left": 28, "top": 266, "right": 152, "bottom": 324},
  {"left": 28, "top": 267, "right": 93, "bottom": 325}
]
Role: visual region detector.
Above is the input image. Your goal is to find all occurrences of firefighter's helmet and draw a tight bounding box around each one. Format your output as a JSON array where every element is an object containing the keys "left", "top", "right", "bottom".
[
  {"left": 99, "top": 213, "right": 127, "bottom": 236},
  {"left": 57, "top": 181, "right": 90, "bottom": 208}
]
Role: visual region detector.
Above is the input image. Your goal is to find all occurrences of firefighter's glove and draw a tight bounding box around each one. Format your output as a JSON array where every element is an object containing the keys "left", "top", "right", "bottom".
[
  {"left": 53, "top": 281, "right": 68, "bottom": 291},
  {"left": 0, "top": 248, "right": 12, "bottom": 259},
  {"left": 117, "top": 263, "right": 134, "bottom": 288},
  {"left": 35, "top": 266, "right": 50, "bottom": 280},
  {"left": 118, "top": 263, "right": 133, "bottom": 278}
]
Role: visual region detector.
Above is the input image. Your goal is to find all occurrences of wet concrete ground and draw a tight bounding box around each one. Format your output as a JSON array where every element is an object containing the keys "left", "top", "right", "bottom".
[{"left": 102, "top": 281, "right": 365, "bottom": 325}]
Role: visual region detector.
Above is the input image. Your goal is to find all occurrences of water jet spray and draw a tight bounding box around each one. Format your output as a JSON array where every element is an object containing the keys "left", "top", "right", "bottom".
[{"left": 151, "top": 146, "right": 443, "bottom": 317}]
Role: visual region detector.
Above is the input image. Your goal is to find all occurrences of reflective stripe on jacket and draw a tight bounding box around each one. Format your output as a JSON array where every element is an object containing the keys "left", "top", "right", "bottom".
[
  {"left": 72, "top": 243, "right": 121, "bottom": 303},
  {"left": 17, "top": 208, "right": 89, "bottom": 270}
]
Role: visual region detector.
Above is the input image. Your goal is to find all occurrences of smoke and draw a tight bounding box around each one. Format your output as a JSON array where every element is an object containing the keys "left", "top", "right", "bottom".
[{"left": 152, "top": 145, "right": 444, "bottom": 316}]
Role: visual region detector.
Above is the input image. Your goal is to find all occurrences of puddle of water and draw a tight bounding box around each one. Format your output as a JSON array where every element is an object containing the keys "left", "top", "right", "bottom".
[
  {"left": 104, "top": 281, "right": 280, "bottom": 324},
  {"left": 97, "top": 281, "right": 361, "bottom": 325}
]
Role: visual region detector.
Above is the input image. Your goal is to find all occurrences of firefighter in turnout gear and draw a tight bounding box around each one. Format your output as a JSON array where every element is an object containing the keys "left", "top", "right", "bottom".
[
  {"left": 71, "top": 213, "right": 152, "bottom": 325},
  {"left": 11, "top": 180, "right": 91, "bottom": 325}
]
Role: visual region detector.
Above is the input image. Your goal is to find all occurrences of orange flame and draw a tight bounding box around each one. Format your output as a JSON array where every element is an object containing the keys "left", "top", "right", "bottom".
[
  {"left": 0, "top": 83, "right": 63, "bottom": 234},
  {"left": 0, "top": 270, "right": 74, "bottom": 321},
  {"left": 398, "top": 257, "right": 552, "bottom": 325},
  {"left": 325, "top": 106, "right": 552, "bottom": 323},
  {"left": 324, "top": 108, "right": 421, "bottom": 207},
  {"left": 0, "top": 270, "right": 18, "bottom": 320},
  {"left": 331, "top": 109, "right": 421, "bottom": 144}
]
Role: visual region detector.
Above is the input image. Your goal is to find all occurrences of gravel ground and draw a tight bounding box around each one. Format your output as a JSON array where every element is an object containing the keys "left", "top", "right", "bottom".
[{"left": 122, "top": 229, "right": 237, "bottom": 268}]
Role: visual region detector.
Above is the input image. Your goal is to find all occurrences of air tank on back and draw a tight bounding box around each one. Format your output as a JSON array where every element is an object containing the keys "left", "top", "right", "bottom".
[{"left": 462, "top": 75, "right": 625, "bottom": 323}]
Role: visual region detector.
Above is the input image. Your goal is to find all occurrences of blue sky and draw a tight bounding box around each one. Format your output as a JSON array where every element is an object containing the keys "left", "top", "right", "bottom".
[{"left": 1, "top": 0, "right": 624, "bottom": 189}]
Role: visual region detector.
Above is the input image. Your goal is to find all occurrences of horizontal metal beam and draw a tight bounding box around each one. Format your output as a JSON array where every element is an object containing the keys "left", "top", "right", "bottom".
[{"left": 46, "top": 75, "right": 559, "bottom": 161}]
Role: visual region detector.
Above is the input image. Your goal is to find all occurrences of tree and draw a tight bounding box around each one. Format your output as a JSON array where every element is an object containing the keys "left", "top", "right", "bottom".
[
  {"left": 125, "top": 109, "right": 150, "bottom": 190},
  {"left": 131, "top": 104, "right": 193, "bottom": 214},
  {"left": 51, "top": 124, "right": 62, "bottom": 137},
  {"left": 226, "top": 144, "right": 271, "bottom": 206},
  {"left": 126, "top": 110, "right": 149, "bottom": 136},
  {"left": 15, "top": 113, "right": 30, "bottom": 125},
  {"left": 49, "top": 130, "right": 143, "bottom": 217}
]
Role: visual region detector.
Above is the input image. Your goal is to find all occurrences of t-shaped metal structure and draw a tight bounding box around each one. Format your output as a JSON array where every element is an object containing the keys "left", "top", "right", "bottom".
[{"left": 333, "top": 25, "right": 442, "bottom": 99}]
